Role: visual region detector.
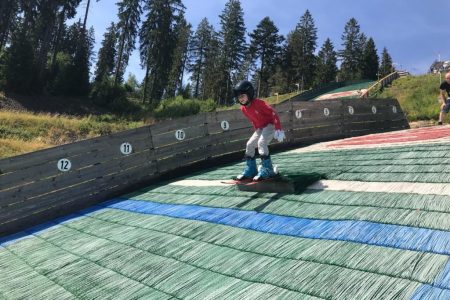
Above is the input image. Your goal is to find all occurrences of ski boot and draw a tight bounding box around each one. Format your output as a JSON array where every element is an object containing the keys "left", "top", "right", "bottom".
[
  {"left": 235, "top": 156, "right": 257, "bottom": 181},
  {"left": 253, "top": 155, "right": 277, "bottom": 181}
]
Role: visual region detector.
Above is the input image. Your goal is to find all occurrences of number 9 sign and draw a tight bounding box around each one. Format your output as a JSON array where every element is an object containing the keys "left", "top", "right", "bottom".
[{"left": 221, "top": 121, "right": 230, "bottom": 131}]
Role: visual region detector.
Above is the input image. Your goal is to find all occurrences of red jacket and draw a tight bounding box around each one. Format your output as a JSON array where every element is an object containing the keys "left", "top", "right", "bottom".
[{"left": 241, "top": 98, "right": 282, "bottom": 130}]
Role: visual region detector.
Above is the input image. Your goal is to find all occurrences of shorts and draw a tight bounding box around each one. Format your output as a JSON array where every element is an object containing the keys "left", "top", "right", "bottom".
[
  {"left": 442, "top": 99, "right": 450, "bottom": 113},
  {"left": 441, "top": 98, "right": 450, "bottom": 113}
]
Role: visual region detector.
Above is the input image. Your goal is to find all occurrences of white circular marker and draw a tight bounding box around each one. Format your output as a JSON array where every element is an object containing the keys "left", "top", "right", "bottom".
[
  {"left": 324, "top": 108, "right": 330, "bottom": 116},
  {"left": 392, "top": 106, "right": 397, "bottom": 113},
  {"left": 120, "top": 142, "right": 133, "bottom": 155},
  {"left": 372, "top": 106, "right": 377, "bottom": 114},
  {"left": 57, "top": 159, "right": 72, "bottom": 172},
  {"left": 175, "top": 129, "right": 186, "bottom": 141},
  {"left": 348, "top": 106, "right": 354, "bottom": 115},
  {"left": 295, "top": 110, "right": 302, "bottom": 119},
  {"left": 221, "top": 121, "right": 230, "bottom": 131}
]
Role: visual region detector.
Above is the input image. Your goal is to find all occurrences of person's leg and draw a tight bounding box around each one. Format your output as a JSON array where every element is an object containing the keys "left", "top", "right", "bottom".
[
  {"left": 245, "top": 130, "right": 261, "bottom": 157},
  {"left": 256, "top": 124, "right": 275, "bottom": 157},
  {"left": 254, "top": 125, "right": 276, "bottom": 180},
  {"left": 440, "top": 101, "right": 450, "bottom": 125},
  {"left": 235, "top": 130, "right": 261, "bottom": 180}
]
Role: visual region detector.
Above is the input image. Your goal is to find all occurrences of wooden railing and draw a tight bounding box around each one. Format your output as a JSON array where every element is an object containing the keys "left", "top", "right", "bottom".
[
  {"left": 0, "top": 98, "right": 409, "bottom": 237},
  {"left": 360, "top": 72, "right": 400, "bottom": 98}
]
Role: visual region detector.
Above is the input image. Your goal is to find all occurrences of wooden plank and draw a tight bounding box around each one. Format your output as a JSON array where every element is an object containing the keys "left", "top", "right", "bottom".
[
  {"left": 0, "top": 163, "right": 160, "bottom": 224},
  {"left": 0, "top": 136, "right": 153, "bottom": 191},
  {"left": 0, "top": 152, "right": 157, "bottom": 207},
  {"left": 153, "top": 136, "right": 215, "bottom": 160},
  {"left": 149, "top": 113, "right": 208, "bottom": 135},
  {"left": 0, "top": 169, "right": 161, "bottom": 235},
  {"left": 157, "top": 148, "right": 210, "bottom": 173},
  {"left": 293, "top": 116, "right": 343, "bottom": 130},
  {"left": 342, "top": 119, "right": 409, "bottom": 135},
  {"left": 207, "top": 118, "right": 254, "bottom": 134},
  {"left": 208, "top": 127, "right": 254, "bottom": 144},
  {"left": 215, "top": 109, "right": 244, "bottom": 122},
  {"left": 292, "top": 102, "right": 344, "bottom": 122},
  {"left": 151, "top": 124, "right": 207, "bottom": 148},
  {"left": 207, "top": 140, "right": 246, "bottom": 157},
  {"left": 292, "top": 124, "right": 344, "bottom": 141},
  {"left": 274, "top": 101, "right": 293, "bottom": 112}
]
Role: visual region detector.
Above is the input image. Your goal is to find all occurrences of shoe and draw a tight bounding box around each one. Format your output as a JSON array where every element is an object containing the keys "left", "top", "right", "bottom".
[
  {"left": 235, "top": 156, "right": 257, "bottom": 180},
  {"left": 253, "top": 155, "right": 276, "bottom": 181},
  {"left": 438, "top": 121, "right": 443, "bottom": 125}
]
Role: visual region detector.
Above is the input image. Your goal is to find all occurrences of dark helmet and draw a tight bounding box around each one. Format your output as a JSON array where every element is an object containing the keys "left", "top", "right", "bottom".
[{"left": 233, "top": 80, "right": 255, "bottom": 104}]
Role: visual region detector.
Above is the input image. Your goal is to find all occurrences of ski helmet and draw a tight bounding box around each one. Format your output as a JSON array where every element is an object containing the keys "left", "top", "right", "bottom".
[{"left": 233, "top": 80, "right": 255, "bottom": 105}]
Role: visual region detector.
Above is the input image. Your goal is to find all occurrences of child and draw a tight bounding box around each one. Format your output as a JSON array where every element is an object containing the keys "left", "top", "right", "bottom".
[{"left": 233, "top": 80, "right": 285, "bottom": 181}]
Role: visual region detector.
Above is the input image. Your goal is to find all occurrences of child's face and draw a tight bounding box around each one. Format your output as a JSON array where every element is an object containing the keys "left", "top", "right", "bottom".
[{"left": 238, "top": 94, "right": 249, "bottom": 105}]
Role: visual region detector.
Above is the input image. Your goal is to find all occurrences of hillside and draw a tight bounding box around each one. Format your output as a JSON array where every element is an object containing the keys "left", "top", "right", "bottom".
[{"left": 377, "top": 74, "right": 442, "bottom": 122}]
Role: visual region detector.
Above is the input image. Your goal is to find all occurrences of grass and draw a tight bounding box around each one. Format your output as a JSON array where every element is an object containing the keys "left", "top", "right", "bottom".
[
  {"left": 376, "top": 74, "right": 444, "bottom": 122},
  {"left": 0, "top": 111, "right": 143, "bottom": 159}
]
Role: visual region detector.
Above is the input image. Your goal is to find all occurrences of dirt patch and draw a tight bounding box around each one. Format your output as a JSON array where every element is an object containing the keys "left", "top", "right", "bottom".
[
  {"left": 0, "top": 92, "right": 109, "bottom": 116},
  {"left": 409, "top": 120, "right": 436, "bottom": 128}
]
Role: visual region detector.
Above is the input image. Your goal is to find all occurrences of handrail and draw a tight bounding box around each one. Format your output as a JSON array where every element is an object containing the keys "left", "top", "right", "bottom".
[{"left": 360, "top": 72, "right": 400, "bottom": 98}]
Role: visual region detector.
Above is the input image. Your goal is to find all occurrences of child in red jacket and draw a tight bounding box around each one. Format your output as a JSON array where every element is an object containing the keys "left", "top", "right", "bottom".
[{"left": 233, "top": 80, "right": 285, "bottom": 181}]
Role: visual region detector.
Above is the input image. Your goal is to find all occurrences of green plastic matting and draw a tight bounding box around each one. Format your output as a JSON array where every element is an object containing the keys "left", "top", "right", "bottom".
[{"left": 1, "top": 141, "right": 450, "bottom": 299}]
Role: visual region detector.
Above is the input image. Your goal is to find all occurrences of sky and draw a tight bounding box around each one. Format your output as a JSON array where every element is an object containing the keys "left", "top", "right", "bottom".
[{"left": 74, "top": 0, "right": 450, "bottom": 82}]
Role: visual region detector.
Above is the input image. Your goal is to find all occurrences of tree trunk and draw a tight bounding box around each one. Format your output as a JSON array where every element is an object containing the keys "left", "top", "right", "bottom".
[
  {"left": 83, "top": 0, "right": 91, "bottom": 31},
  {"left": 142, "top": 64, "right": 150, "bottom": 104},
  {"left": 114, "top": 18, "right": 128, "bottom": 87},
  {"left": 51, "top": 6, "right": 67, "bottom": 69}
]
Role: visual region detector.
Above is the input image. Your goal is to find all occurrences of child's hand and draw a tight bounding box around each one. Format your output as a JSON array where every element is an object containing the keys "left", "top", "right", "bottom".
[{"left": 274, "top": 130, "right": 285, "bottom": 142}]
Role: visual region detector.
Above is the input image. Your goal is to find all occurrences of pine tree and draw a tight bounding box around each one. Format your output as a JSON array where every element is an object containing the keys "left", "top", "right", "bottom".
[
  {"left": 18, "top": 0, "right": 39, "bottom": 29},
  {"left": 14, "top": 0, "right": 83, "bottom": 91},
  {"left": 114, "top": 0, "right": 142, "bottom": 85},
  {"left": 140, "top": 0, "right": 185, "bottom": 104},
  {"left": 73, "top": 26, "right": 95, "bottom": 96},
  {"left": 361, "top": 37, "right": 379, "bottom": 80},
  {"left": 4, "top": 24, "right": 35, "bottom": 93},
  {"left": 314, "top": 38, "right": 338, "bottom": 86},
  {"left": 188, "top": 18, "right": 216, "bottom": 99},
  {"left": 0, "top": 0, "right": 20, "bottom": 51},
  {"left": 339, "top": 18, "right": 368, "bottom": 81},
  {"left": 249, "top": 17, "right": 284, "bottom": 97},
  {"left": 218, "top": 0, "right": 247, "bottom": 105},
  {"left": 34, "top": 1, "right": 64, "bottom": 86},
  {"left": 379, "top": 47, "right": 394, "bottom": 77},
  {"left": 202, "top": 31, "right": 222, "bottom": 101},
  {"left": 51, "top": 22, "right": 95, "bottom": 96},
  {"left": 94, "top": 22, "right": 118, "bottom": 83},
  {"left": 50, "top": 1, "right": 82, "bottom": 69},
  {"left": 166, "top": 13, "right": 191, "bottom": 98},
  {"left": 286, "top": 10, "right": 317, "bottom": 90}
]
